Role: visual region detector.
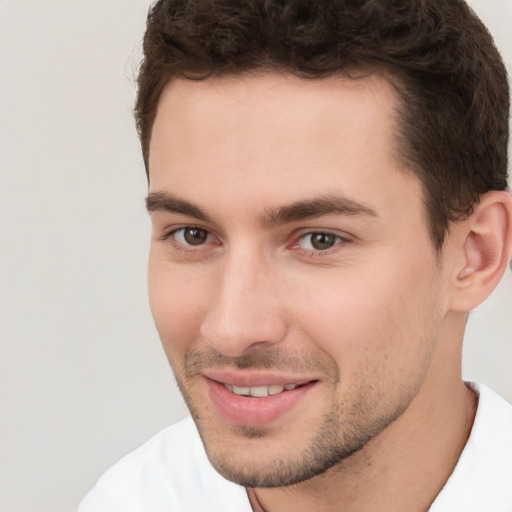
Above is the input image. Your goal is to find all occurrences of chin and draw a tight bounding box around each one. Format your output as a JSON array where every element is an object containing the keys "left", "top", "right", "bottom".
[{"left": 196, "top": 403, "right": 398, "bottom": 489}]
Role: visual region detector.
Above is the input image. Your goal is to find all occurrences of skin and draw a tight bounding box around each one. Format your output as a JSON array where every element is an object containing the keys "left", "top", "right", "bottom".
[{"left": 147, "top": 73, "right": 480, "bottom": 511}]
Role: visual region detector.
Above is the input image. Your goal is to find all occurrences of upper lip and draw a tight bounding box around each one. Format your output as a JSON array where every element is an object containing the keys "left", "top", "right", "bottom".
[{"left": 202, "top": 369, "right": 317, "bottom": 388}]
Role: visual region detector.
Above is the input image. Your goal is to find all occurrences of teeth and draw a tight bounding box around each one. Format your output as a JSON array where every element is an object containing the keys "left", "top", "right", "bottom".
[
  {"left": 250, "top": 386, "right": 269, "bottom": 398},
  {"left": 268, "top": 385, "right": 285, "bottom": 395},
  {"left": 232, "top": 386, "right": 250, "bottom": 395},
  {"left": 227, "top": 383, "right": 298, "bottom": 397}
]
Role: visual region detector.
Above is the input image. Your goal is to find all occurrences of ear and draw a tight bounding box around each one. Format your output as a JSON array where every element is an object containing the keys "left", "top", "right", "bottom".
[{"left": 449, "top": 190, "right": 512, "bottom": 312}]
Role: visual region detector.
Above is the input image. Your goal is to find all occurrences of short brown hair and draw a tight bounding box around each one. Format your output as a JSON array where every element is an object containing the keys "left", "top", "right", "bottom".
[{"left": 135, "top": 0, "right": 509, "bottom": 248}]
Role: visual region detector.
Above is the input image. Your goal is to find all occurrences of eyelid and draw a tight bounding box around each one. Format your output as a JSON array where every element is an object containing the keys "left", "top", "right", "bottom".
[
  {"left": 298, "top": 232, "right": 341, "bottom": 249},
  {"left": 289, "top": 228, "right": 352, "bottom": 254},
  {"left": 158, "top": 223, "right": 206, "bottom": 239},
  {"left": 174, "top": 226, "right": 213, "bottom": 245},
  {"left": 293, "top": 227, "right": 351, "bottom": 242},
  {"left": 159, "top": 224, "right": 220, "bottom": 249}
]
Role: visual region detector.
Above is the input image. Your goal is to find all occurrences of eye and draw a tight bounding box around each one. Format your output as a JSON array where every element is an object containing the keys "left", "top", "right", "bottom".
[
  {"left": 298, "top": 232, "right": 342, "bottom": 251},
  {"left": 172, "top": 227, "right": 213, "bottom": 246}
]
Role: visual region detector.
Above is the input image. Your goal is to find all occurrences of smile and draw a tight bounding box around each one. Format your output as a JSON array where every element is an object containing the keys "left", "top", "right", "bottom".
[{"left": 204, "top": 372, "right": 317, "bottom": 427}]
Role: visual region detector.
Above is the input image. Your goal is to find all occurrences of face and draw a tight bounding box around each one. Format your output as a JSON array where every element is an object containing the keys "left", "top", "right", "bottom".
[{"left": 147, "top": 73, "right": 452, "bottom": 487}]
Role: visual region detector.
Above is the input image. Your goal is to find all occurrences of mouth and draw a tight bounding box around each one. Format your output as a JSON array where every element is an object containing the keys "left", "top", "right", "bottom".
[{"left": 203, "top": 371, "right": 318, "bottom": 427}]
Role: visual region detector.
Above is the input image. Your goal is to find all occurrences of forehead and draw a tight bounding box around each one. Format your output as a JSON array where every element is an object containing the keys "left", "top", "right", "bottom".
[
  {"left": 150, "top": 72, "right": 402, "bottom": 162},
  {"left": 148, "top": 72, "right": 420, "bottom": 219}
]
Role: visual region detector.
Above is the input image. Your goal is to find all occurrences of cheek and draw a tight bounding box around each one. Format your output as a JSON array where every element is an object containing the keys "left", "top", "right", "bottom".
[
  {"left": 148, "top": 256, "right": 210, "bottom": 362},
  {"left": 290, "top": 261, "right": 440, "bottom": 382}
]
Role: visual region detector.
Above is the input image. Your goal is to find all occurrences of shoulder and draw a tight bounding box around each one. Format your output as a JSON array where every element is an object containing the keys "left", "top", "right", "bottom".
[
  {"left": 430, "top": 383, "right": 512, "bottom": 512},
  {"left": 78, "top": 417, "right": 251, "bottom": 512}
]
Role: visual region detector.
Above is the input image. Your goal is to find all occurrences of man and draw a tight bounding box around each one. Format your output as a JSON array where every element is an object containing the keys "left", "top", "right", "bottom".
[{"left": 79, "top": 0, "right": 512, "bottom": 510}]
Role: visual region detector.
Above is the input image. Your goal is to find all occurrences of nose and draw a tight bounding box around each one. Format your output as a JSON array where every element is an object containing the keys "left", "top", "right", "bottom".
[{"left": 199, "top": 247, "right": 288, "bottom": 357}]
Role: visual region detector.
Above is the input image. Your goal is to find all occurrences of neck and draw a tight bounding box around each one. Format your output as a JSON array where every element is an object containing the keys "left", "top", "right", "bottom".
[{"left": 248, "top": 375, "right": 477, "bottom": 512}]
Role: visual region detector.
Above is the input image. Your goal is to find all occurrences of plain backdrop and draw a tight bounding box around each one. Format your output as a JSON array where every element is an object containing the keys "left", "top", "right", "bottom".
[{"left": 0, "top": 1, "right": 511, "bottom": 511}]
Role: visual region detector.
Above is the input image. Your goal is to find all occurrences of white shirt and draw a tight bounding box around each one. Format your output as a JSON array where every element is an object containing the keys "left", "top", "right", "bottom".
[{"left": 78, "top": 383, "right": 512, "bottom": 512}]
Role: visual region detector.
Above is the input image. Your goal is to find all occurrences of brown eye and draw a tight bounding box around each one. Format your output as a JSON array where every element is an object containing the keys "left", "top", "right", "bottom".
[
  {"left": 184, "top": 228, "right": 208, "bottom": 245},
  {"left": 299, "top": 232, "right": 340, "bottom": 251},
  {"left": 174, "top": 227, "right": 211, "bottom": 246}
]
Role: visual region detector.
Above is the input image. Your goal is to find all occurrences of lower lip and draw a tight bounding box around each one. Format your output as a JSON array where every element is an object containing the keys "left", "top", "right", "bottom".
[{"left": 206, "top": 378, "right": 316, "bottom": 427}]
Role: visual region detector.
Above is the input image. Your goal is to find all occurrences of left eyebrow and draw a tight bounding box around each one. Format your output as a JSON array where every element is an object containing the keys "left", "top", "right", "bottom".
[{"left": 260, "top": 195, "right": 378, "bottom": 227}]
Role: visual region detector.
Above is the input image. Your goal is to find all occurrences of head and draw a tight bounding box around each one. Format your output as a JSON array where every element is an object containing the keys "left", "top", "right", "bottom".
[{"left": 138, "top": 0, "right": 512, "bottom": 489}]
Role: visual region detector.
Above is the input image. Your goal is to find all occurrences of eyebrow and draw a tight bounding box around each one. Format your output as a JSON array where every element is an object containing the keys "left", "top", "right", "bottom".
[
  {"left": 145, "top": 191, "right": 377, "bottom": 226},
  {"left": 146, "top": 192, "right": 213, "bottom": 222},
  {"left": 260, "top": 195, "right": 378, "bottom": 227}
]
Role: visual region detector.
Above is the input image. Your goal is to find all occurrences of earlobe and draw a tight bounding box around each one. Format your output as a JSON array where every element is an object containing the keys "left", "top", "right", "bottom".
[{"left": 450, "top": 190, "right": 512, "bottom": 312}]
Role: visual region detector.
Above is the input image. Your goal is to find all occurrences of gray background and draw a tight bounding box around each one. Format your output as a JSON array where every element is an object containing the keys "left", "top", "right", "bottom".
[{"left": 0, "top": 1, "right": 510, "bottom": 511}]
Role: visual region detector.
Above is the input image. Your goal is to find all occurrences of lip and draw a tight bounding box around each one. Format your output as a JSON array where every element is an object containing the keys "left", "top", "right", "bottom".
[
  {"left": 204, "top": 371, "right": 317, "bottom": 427},
  {"left": 203, "top": 369, "right": 315, "bottom": 388}
]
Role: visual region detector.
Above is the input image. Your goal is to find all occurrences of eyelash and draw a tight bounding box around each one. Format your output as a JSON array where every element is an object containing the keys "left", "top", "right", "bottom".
[
  {"left": 162, "top": 226, "right": 350, "bottom": 256},
  {"left": 162, "top": 225, "right": 218, "bottom": 252},
  {"left": 291, "top": 232, "right": 346, "bottom": 256}
]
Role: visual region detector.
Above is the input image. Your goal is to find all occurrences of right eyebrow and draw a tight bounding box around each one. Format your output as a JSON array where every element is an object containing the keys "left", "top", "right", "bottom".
[{"left": 145, "top": 192, "right": 212, "bottom": 222}]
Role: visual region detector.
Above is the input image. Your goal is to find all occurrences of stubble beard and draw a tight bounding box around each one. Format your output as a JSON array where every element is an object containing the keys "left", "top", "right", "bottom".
[
  {"left": 205, "top": 400, "right": 406, "bottom": 489},
  {"left": 172, "top": 348, "right": 412, "bottom": 489}
]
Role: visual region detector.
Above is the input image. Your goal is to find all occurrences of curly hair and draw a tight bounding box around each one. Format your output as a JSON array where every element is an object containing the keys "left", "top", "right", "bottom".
[{"left": 135, "top": 0, "right": 509, "bottom": 248}]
